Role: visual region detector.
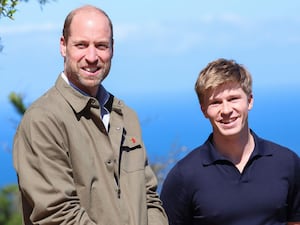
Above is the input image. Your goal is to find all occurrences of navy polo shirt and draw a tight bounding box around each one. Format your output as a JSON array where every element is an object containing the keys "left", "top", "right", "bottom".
[{"left": 160, "top": 131, "right": 300, "bottom": 225}]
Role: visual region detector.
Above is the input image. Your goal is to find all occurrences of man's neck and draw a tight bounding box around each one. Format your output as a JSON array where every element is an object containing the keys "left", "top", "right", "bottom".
[{"left": 212, "top": 129, "right": 254, "bottom": 172}]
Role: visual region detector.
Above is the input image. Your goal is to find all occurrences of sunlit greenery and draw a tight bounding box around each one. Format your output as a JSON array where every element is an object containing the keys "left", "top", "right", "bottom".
[
  {"left": 0, "top": 0, "right": 52, "bottom": 19},
  {"left": 0, "top": 185, "right": 22, "bottom": 225},
  {"left": 0, "top": 0, "right": 18, "bottom": 19}
]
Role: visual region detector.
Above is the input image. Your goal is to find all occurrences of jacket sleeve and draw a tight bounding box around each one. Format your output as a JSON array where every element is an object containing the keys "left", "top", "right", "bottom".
[
  {"left": 13, "top": 107, "right": 96, "bottom": 225},
  {"left": 144, "top": 158, "right": 169, "bottom": 225}
]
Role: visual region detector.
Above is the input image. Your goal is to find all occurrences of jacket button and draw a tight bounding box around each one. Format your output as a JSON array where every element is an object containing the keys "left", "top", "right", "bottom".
[{"left": 106, "top": 159, "right": 114, "bottom": 171}]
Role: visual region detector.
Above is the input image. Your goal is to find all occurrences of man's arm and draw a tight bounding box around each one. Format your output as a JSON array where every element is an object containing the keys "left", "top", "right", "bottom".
[
  {"left": 287, "top": 155, "right": 300, "bottom": 225},
  {"left": 144, "top": 161, "right": 169, "bottom": 225},
  {"left": 160, "top": 165, "right": 191, "bottom": 225},
  {"left": 13, "top": 108, "right": 96, "bottom": 225}
]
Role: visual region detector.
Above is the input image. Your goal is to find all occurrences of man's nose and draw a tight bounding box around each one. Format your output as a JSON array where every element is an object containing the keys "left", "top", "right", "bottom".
[
  {"left": 221, "top": 101, "right": 232, "bottom": 114},
  {"left": 85, "top": 46, "right": 98, "bottom": 63}
]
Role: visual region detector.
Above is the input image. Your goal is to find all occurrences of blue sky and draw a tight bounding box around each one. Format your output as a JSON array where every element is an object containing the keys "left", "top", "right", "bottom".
[
  {"left": 1, "top": 0, "right": 300, "bottom": 101},
  {"left": 1, "top": 0, "right": 300, "bottom": 186}
]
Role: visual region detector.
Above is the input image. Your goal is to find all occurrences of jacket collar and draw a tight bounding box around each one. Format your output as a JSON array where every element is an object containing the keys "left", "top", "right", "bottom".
[
  {"left": 56, "top": 73, "right": 124, "bottom": 117},
  {"left": 56, "top": 73, "right": 92, "bottom": 114}
]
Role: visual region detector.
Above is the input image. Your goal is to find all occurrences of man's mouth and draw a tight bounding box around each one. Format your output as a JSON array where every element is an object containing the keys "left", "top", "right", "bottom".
[
  {"left": 82, "top": 67, "right": 100, "bottom": 73},
  {"left": 220, "top": 117, "right": 237, "bottom": 124}
]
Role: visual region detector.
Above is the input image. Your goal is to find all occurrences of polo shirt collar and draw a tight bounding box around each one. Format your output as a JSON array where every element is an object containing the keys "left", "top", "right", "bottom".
[
  {"left": 250, "top": 130, "right": 273, "bottom": 157},
  {"left": 202, "top": 130, "right": 273, "bottom": 166}
]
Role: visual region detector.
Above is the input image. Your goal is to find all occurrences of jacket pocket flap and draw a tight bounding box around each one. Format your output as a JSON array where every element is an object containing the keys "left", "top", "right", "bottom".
[{"left": 122, "top": 135, "right": 142, "bottom": 151}]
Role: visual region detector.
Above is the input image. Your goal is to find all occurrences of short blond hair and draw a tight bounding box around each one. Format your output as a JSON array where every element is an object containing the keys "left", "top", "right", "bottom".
[{"left": 195, "top": 58, "right": 253, "bottom": 105}]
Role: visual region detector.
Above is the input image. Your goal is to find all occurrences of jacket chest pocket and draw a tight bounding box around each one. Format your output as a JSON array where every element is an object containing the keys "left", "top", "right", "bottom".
[{"left": 121, "top": 135, "right": 145, "bottom": 172}]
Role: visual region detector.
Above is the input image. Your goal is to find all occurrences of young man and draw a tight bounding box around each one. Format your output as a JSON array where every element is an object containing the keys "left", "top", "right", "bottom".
[
  {"left": 160, "top": 58, "right": 300, "bottom": 225},
  {"left": 13, "top": 5, "right": 168, "bottom": 225}
]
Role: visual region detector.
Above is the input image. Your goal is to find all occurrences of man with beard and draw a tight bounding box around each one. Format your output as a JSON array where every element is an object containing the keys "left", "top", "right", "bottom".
[{"left": 13, "top": 5, "right": 168, "bottom": 225}]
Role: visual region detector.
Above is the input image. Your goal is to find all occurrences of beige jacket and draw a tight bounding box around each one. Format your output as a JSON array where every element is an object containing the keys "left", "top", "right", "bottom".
[{"left": 13, "top": 74, "right": 168, "bottom": 225}]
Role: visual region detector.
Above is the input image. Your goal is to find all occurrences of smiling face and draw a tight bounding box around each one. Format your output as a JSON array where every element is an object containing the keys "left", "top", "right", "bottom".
[
  {"left": 60, "top": 7, "right": 113, "bottom": 96},
  {"left": 201, "top": 82, "right": 253, "bottom": 139}
]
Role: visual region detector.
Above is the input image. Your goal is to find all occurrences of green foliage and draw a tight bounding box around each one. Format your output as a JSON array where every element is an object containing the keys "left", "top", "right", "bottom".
[
  {"left": 0, "top": 0, "right": 18, "bottom": 20},
  {"left": 9, "top": 92, "right": 27, "bottom": 115},
  {"left": 0, "top": 0, "right": 53, "bottom": 20},
  {"left": 0, "top": 185, "right": 22, "bottom": 225}
]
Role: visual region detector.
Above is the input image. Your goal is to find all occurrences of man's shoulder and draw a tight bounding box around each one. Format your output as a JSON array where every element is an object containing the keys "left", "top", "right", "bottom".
[
  {"left": 256, "top": 134, "right": 298, "bottom": 157},
  {"left": 175, "top": 144, "right": 209, "bottom": 171},
  {"left": 112, "top": 95, "right": 138, "bottom": 117},
  {"left": 26, "top": 86, "right": 62, "bottom": 113}
]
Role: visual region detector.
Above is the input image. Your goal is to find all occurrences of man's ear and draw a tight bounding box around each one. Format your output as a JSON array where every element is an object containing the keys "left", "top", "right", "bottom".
[
  {"left": 60, "top": 36, "right": 67, "bottom": 57},
  {"left": 248, "top": 93, "right": 254, "bottom": 111},
  {"left": 201, "top": 104, "right": 209, "bottom": 118},
  {"left": 111, "top": 38, "right": 114, "bottom": 58}
]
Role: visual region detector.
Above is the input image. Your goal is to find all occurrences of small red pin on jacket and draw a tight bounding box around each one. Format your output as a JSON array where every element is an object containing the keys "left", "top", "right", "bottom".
[{"left": 131, "top": 137, "right": 136, "bottom": 144}]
